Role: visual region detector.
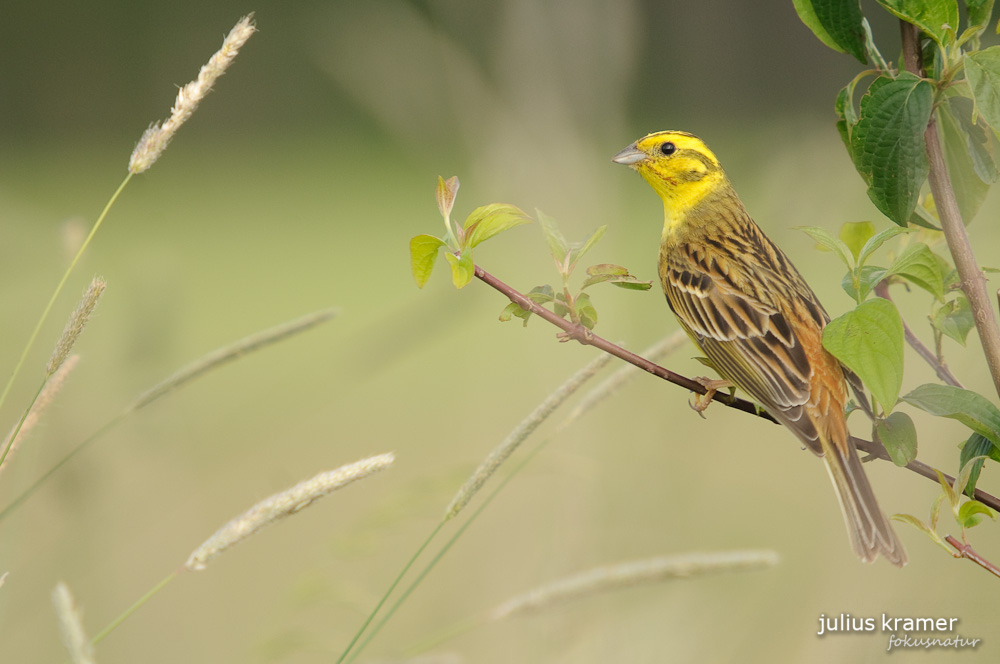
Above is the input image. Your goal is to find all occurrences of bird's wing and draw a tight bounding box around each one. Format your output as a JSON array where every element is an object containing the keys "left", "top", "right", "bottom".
[{"left": 661, "top": 242, "right": 826, "bottom": 453}]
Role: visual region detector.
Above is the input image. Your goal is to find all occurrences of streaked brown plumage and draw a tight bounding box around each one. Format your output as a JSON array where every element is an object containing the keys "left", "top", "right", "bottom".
[{"left": 614, "top": 131, "right": 906, "bottom": 566}]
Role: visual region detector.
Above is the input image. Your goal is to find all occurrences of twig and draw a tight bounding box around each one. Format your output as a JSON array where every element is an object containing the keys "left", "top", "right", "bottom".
[
  {"left": 474, "top": 265, "right": 775, "bottom": 422},
  {"left": 875, "top": 282, "right": 963, "bottom": 388},
  {"left": 852, "top": 437, "right": 1000, "bottom": 512},
  {"left": 473, "top": 263, "right": 1000, "bottom": 512},
  {"left": 901, "top": 20, "right": 1000, "bottom": 399},
  {"left": 944, "top": 535, "right": 1000, "bottom": 578}
]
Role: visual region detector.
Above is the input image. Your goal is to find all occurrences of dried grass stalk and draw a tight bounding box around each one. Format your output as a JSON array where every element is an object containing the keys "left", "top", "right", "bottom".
[
  {"left": 558, "top": 331, "right": 688, "bottom": 431},
  {"left": 185, "top": 453, "right": 395, "bottom": 571},
  {"left": 489, "top": 550, "right": 780, "bottom": 620},
  {"left": 130, "top": 308, "right": 337, "bottom": 410},
  {"left": 444, "top": 353, "right": 612, "bottom": 520}
]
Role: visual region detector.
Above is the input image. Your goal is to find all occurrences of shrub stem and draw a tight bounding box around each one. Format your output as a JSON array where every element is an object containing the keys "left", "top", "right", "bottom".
[{"left": 900, "top": 20, "right": 1000, "bottom": 399}]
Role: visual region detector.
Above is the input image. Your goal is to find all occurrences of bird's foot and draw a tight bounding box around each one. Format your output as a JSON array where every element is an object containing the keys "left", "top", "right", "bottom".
[{"left": 689, "top": 377, "right": 734, "bottom": 418}]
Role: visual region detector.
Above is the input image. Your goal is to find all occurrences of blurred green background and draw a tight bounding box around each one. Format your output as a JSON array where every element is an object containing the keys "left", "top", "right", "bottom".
[{"left": 2, "top": 1, "right": 999, "bottom": 662}]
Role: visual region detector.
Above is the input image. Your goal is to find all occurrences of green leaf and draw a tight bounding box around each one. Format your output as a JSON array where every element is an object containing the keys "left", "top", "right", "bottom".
[
  {"left": 954, "top": 454, "right": 990, "bottom": 497},
  {"left": 958, "top": 25, "right": 983, "bottom": 47},
  {"left": 794, "top": 226, "right": 854, "bottom": 268},
  {"left": 499, "top": 301, "right": 531, "bottom": 326},
  {"left": 932, "top": 296, "right": 975, "bottom": 345},
  {"left": 581, "top": 264, "right": 653, "bottom": 291},
  {"left": 444, "top": 251, "right": 474, "bottom": 289},
  {"left": 552, "top": 293, "right": 569, "bottom": 319},
  {"left": 851, "top": 74, "right": 934, "bottom": 225},
  {"left": 876, "top": 0, "right": 958, "bottom": 47},
  {"left": 891, "top": 513, "right": 948, "bottom": 547},
  {"left": 436, "top": 175, "right": 460, "bottom": 221},
  {"left": 959, "top": 433, "right": 1000, "bottom": 497},
  {"left": 836, "top": 86, "right": 854, "bottom": 155},
  {"left": 835, "top": 71, "right": 873, "bottom": 150},
  {"left": 902, "top": 383, "right": 1000, "bottom": 447},
  {"left": 589, "top": 264, "right": 629, "bottom": 276},
  {"left": 499, "top": 285, "right": 555, "bottom": 326},
  {"left": 840, "top": 221, "right": 876, "bottom": 261},
  {"left": 610, "top": 277, "right": 654, "bottom": 291},
  {"left": 526, "top": 284, "right": 556, "bottom": 305},
  {"left": 935, "top": 251, "right": 956, "bottom": 286},
  {"left": 537, "top": 210, "right": 569, "bottom": 265},
  {"left": 876, "top": 411, "right": 918, "bottom": 466},
  {"left": 958, "top": 499, "right": 995, "bottom": 528},
  {"left": 964, "top": 47, "right": 1000, "bottom": 129},
  {"left": 891, "top": 513, "right": 928, "bottom": 534},
  {"left": 967, "top": 0, "right": 995, "bottom": 32},
  {"left": 946, "top": 94, "right": 998, "bottom": 186},
  {"left": 884, "top": 242, "right": 945, "bottom": 299},
  {"left": 935, "top": 468, "right": 961, "bottom": 513},
  {"left": 856, "top": 226, "right": 914, "bottom": 268},
  {"left": 939, "top": 101, "right": 992, "bottom": 224},
  {"left": 841, "top": 265, "right": 886, "bottom": 302},
  {"left": 409, "top": 234, "right": 446, "bottom": 289},
  {"left": 794, "top": 0, "right": 850, "bottom": 55},
  {"left": 908, "top": 204, "right": 943, "bottom": 230},
  {"left": 969, "top": 132, "right": 1000, "bottom": 187},
  {"left": 463, "top": 204, "right": 531, "bottom": 249},
  {"left": 793, "top": 0, "right": 868, "bottom": 63},
  {"left": 576, "top": 292, "right": 598, "bottom": 330},
  {"left": 930, "top": 492, "right": 945, "bottom": 530},
  {"left": 581, "top": 264, "right": 627, "bottom": 288},
  {"left": 823, "top": 298, "right": 904, "bottom": 412},
  {"left": 569, "top": 226, "right": 607, "bottom": 268}
]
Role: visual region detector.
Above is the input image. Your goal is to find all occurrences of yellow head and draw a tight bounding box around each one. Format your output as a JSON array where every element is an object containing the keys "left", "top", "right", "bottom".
[{"left": 612, "top": 131, "right": 728, "bottom": 232}]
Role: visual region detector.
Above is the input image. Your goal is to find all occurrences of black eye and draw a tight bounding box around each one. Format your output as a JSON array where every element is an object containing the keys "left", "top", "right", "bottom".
[{"left": 660, "top": 141, "right": 676, "bottom": 156}]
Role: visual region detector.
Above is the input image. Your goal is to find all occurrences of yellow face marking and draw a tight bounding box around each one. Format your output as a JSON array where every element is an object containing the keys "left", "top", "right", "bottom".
[{"left": 620, "top": 131, "right": 727, "bottom": 235}]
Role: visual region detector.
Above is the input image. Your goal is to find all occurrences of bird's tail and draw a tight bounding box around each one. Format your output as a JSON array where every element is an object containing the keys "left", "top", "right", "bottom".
[{"left": 822, "top": 435, "right": 907, "bottom": 567}]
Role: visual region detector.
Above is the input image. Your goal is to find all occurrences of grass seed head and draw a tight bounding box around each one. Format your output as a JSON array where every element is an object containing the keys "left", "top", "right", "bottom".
[
  {"left": 128, "top": 14, "right": 257, "bottom": 174},
  {"left": 1, "top": 355, "right": 80, "bottom": 476},
  {"left": 185, "top": 452, "right": 395, "bottom": 571},
  {"left": 52, "top": 582, "right": 95, "bottom": 664},
  {"left": 444, "top": 353, "right": 611, "bottom": 520},
  {"left": 47, "top": 278, "right": 105, "bottom": 377},
  {"left": 489, "top": 550, "right": 780, "bottom": 620}
]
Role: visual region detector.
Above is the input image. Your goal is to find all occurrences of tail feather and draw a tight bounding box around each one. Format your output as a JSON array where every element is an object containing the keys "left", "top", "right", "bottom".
[{"left": 823, "top": 437, "right": 907, "bottom": 567}]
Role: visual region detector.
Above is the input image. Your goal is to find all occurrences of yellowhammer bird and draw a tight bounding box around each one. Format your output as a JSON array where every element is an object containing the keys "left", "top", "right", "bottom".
[{"left": 613, "top": 131, "right": 906, "bottom": 566}]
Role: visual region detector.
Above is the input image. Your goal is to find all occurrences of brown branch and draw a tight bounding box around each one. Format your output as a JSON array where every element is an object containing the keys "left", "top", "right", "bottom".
[
  {"left": 900, "top": 20, "right": 1000, "bottom": 399},
  {"left": 945, "top": 535, "right": 1000, "bottom": 579},
  {"left": 474, "top": 263, "right": 1000, "bottom": 512},
  {"left": 899, "top": 22, "right": 924, "bottom": 77},
  {"left": 475, "top": 265, "right": 775, "bottom": 422},
  {"left": 853, "top": 437, "right": 1000, "bottom": 512},
  {"left": 924, "top": 125, "right": 1000, "bottom": 394},
  {"left": 875, "top": 281, "right": 963, "bottom": 388}
]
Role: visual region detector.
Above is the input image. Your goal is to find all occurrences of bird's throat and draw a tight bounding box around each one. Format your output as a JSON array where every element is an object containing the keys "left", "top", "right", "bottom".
[
  {"left": 654, "top": 172, "right": 723, "bottom": 239},
  {"left": 661, "top": 200, "right": 684, "bottom": 239}
]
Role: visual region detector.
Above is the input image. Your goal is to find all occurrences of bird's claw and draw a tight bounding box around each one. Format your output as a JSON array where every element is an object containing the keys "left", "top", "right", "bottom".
[{"left": 688, "top": 377, "right": 733, "bottom": 418}]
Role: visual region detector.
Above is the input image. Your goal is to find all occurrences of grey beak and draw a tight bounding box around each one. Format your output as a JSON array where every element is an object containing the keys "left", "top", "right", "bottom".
[{"left": 611, "top": 143, "right": 646, "bottom": 165}]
